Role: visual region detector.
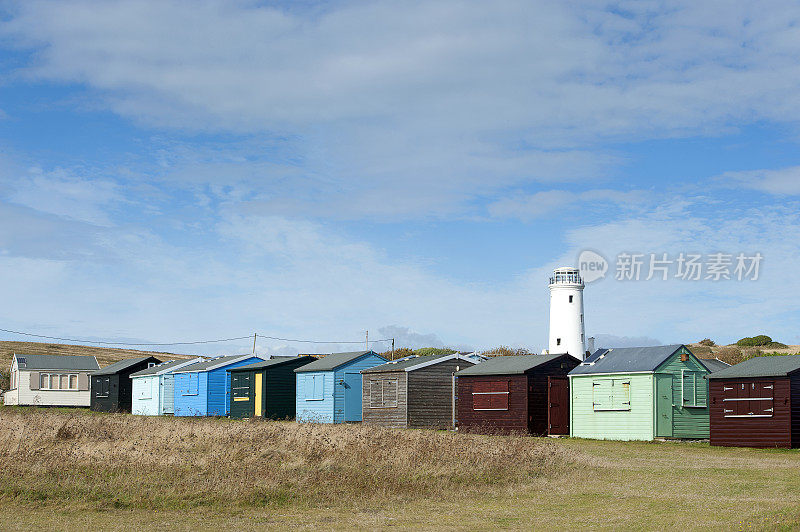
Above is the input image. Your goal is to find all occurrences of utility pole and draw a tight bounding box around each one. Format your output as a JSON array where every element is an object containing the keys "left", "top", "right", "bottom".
[
  {"left": 391, "top": 338, "right": 395, "bottom": 360},
  {"left": 365, "top": 330, "right": 369, "bottom": 351},
  {"left": 252, "top": 333, "right": 257, "bottom": 355}
]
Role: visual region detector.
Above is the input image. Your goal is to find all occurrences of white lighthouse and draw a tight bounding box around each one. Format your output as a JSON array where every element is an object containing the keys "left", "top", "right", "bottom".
[{"left": 548, "top": 266, "right": 586, "bottom": 360}]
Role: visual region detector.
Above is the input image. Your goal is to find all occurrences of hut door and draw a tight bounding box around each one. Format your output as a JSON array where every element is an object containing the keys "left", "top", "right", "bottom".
[
  {"left": 547, "top": 377, "right": 569, "bottom": 435},
  {"left": 254, "top": 373, "right": 263, "bottom": 417},
  {"left": 343, "top": 372, "right": 363, "bottom": 422},
  {"left": 656, "top": 375, "right": 673, "bottom": 437}
]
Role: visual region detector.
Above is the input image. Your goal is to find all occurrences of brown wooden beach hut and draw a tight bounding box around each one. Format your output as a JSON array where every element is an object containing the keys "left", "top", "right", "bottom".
[
  {"left": 361, "top": 354, "right": 476, "bottom": 429},
  {"left": 709, "top": 355, "right": 800, "bottom": 448},
  {"left": 456, "top": 354, "right": 579, "bottom": 435}
]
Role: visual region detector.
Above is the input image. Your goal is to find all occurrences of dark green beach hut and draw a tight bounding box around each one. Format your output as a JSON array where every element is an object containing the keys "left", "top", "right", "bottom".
[{"left": 228, "top": 356, "right": 316, "bottom": 419}]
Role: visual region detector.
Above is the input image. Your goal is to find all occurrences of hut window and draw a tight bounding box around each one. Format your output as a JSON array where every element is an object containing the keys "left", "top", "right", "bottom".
[
  {"left": 40, "top": 374, "right": 50, "bottom": 389},
  {"left": 232, "top": 374, "right": 251, "bottom": 401},
  {"left": 369, "top": 379, "right": 398, "bottom": 408},
  {"left": 723, "top": 380, "right": 774, "bottom": 418},
  {"left": 304, "top": 375, "right": 324, "bottom": 401},
  {"left": 681, "top": 371, "right": 707, "bottom": 408},
  {"left": 183, "top": 374, "right": 199, "bottom": 396},
  {"left": 138, "top": 379, "right": 152, "bottom": 400},
  {"left": 96, "top": 377, "right": 111, "bottom": 397},
  {"left": 472, "top": 381, "right": 509, "bottom": 410},
  {"left": 592, "top": 379, "right": 630, "bottom": 411},
  {"left": 69, "top": 375, "right": 78, "bottom": 390}
]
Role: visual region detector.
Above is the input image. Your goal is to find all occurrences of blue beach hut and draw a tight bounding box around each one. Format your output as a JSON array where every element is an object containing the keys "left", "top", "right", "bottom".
[
  {"left": 130, "top": 358, "right": 205, "bottom": 415},
  {"left": 173, "top": 354, "right": 266, "bottom": 416},
  {"left": 295, "top": 350, "right": 386, "bottom": 423}
]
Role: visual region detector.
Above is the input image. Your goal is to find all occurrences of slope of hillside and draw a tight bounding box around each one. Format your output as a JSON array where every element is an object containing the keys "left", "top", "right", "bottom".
[{"left": 0, "top": 341, "right": 196, "bottom": 373}]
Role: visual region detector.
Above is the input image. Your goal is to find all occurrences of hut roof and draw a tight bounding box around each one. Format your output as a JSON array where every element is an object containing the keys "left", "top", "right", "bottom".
[
  {"left": 173, "top": 354, "right": 262, "bottom": 373},
  {"left": 93, "top": 356, "right": 159, "bottom": 376},
  {"left": 456, "top": 354, "right": 567, "bottom": 376},
  {"left": 130, "top": 358, "right": 202, "bottom": 377},
  {"left": 569, "top": 345, "right": 686, "bottom": 375},
  {"left": 14, "top": 353, "right": 100, "bottom": 371},
  {"left": 699, "top": 358, "right": 731, "bottom": 373},
  {"left": 295, "top": 351, "right": 382, "bottom": 372},
  {"left": 708, "top": 355, "right": 800, "bottom": 379},
  {"left": 363, "top": 354, "right": 473, "bottom": 373},
  {"left": 229, "top": 356, "right": 316, "bottom": 372}
]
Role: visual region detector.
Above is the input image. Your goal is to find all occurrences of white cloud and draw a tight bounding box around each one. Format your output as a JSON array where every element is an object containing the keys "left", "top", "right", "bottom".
[
  {"left": 5, "top": 1, "right": 800, "bottom": 219},
  {"left": 721, "top": 166, "right": 800, "bottom": 195},
  {"left": 487, "top": 189, "right": 648, "bottom": 221}
]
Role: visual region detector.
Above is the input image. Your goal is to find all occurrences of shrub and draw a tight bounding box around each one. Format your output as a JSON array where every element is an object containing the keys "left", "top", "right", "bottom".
[
  {"left": 713, "top": 346, "right": 745, "bottom": 365},
  {"left": 413, "top": 347, "right": 457, "bottom": 357},
  {"left": 737, "top": 335, "right": 773, "bottom": 347},
  {"left": 481, "top": 346, "right": 533, "bottom": 357},
  {"left": 699, "top": 339, "right": 715, "bottom": 347}
]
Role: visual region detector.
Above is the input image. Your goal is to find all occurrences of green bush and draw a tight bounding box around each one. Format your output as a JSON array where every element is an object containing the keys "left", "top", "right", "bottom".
[
  {"left": 737, "top": 335, "right": 773, "bottom": 347},
  {"left": 413, "top": 347, "right": 457, "bottom": 357}
]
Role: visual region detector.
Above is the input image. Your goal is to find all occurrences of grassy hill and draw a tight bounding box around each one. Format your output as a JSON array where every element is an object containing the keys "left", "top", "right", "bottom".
[{"left": 0, "top": 341, "right": 196, "bottom": 374}]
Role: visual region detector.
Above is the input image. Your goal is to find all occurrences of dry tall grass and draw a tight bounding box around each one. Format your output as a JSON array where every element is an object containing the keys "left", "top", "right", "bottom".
[{"left": 0, "top": 408, "right": 578, "bottom": 512}]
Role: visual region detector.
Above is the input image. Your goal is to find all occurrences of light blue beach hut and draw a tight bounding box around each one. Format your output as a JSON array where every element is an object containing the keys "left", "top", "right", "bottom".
[
  {"left": 173, "top": 355, "right": 265, "bottom": 416},
  {"left": 295, "top": 350, "right": 386, "bottom": 423},
  {"left": 130, "top": 358, "right": 204, "bottom": 415}
]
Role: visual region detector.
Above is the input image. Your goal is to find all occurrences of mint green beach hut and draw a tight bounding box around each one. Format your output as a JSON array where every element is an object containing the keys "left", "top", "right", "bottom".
[{"left": 569, "top": 345, "right": 710, "bottom": 441}]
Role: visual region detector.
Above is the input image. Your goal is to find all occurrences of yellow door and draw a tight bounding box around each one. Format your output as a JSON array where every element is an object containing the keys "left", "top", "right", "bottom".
[{"left": 254, "top": 373, "right": 263, "bottom": 417}]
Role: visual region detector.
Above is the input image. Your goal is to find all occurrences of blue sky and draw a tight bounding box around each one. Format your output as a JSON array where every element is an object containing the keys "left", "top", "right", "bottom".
[{"left": 1, "top": 0, "right": 800, "bottom": 355}]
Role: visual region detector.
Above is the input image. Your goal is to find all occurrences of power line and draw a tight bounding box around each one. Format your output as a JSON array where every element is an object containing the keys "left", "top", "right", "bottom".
[
  {"left": 0, "top": 328, "right": 254, "bottom": 346},
  {"left": 0, "top": 327, "right": 394, "bottom": 347},
  {"left": 255, "top": 333, "right": 393, "bottom": 344}
]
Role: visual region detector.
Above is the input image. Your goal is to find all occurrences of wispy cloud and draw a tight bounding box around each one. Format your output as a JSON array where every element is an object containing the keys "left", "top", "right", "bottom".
[{"left": 720, "top": 166, "right": 800, "bottom": 195}]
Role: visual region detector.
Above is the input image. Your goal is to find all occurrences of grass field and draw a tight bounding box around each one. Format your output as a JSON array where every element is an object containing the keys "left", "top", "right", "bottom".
[{"left": 1, "top": 407, "right": 799, "bottom": 531}]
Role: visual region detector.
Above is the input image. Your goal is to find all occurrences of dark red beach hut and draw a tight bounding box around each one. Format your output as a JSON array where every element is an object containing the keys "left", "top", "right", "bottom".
[
  {"left": 456, "top": 354, "right": 579, "bottom": 435},
  {"left": 708, "top": 355, "right": 800, "bottom": 448}
]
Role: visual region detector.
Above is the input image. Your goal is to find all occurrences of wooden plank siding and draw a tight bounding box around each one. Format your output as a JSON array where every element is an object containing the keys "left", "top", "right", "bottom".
[
  {"left": 657, "top": 350, "right": 710, "bottom": 439},
  {"left": 362, "top": 371, "right": 408, "bottom": 429},
  {"left": 457, "top": 375, "right": 528, "bottom": 433},
  {"left": 264, "top": 361, "right": 306, "bottom": 419},
  {"left": 407, "top": 359, "right": 468, "bottom": 429},
  {"left": 332, "top": 354, "right": 386, "bottom": 423},
  {"left": 296, "top": 371, "right": 336, "bottom": 423},
  {"left": 570, "top": 374, "right": 656, "bottom": 441},
  {"left": 526, "top": 357, "right": 580, "bottom": 435},
  {"left": 792, "top": 376, "right": 800, "bottom": 448},
  {"left": 710, "top": 377, "right": 793, "bottom": 448}
]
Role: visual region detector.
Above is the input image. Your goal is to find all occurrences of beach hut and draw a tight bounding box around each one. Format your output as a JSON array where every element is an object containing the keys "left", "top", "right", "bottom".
[
  {"left": 91, "top": 356, "right": 162, "bottom": 412},
  {"left": 456, "top": 354, "right": 579, "bottom": 435},
  {"left": 569, "top": 345, "right": 710, "bottom": 441},
  {"left": 361, "top": 354, "right": 477, "bottom": 429},
  {"left": 172, "top": 354, "right": 266, "bottom": 416},
  {"left": 708, "top": 355, "right": 800, "bottom": 448},
  {"left": 228, "top": 356, "right": 316, "bottom": 419},
  {"left": 130, "top": 358, "right": 205, "bottom": 415},
  {"left": 3, "top": 354, "right": 99, "bottom": 407},
  {"left": 295, "top": 350, "right": 386, "bottom": 423}
]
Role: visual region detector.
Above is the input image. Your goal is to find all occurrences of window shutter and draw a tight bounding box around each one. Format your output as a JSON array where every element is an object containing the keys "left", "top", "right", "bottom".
[
  {"left": 369, "top": 380, "right": 382, "bottom": 408},
  {"left": 78, "top": 373, "right": 90, "bottom": 391},
  {"left": 29, "top": 372, "right": 40, "bottom": 390},
  {"left": 313, "top": 375, "right": 324, "bottom": 400},
  {"left": 384, "top": 380, "right": 398, "bottom": 407}
]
